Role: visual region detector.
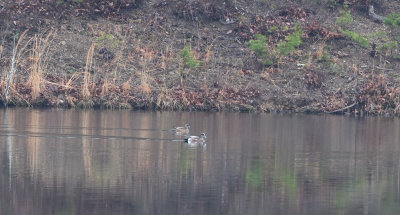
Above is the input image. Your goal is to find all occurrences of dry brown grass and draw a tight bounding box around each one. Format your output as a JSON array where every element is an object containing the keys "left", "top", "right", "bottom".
[
  {"left": 161, "top": 55, "right": 166, "bottom": 70},
  {"left": 260, "top": 71, "right": 272, "bottom": 81},
  {"left": 314, "top": 44, "right": 324, "bottom": 60},
  {"left": 100, "top": 74, "right": 110, "bottom": 97},
  {"left": 159, "top": 45, "right": 174, "bottom": 87},
  {"left": 139, "top": 77, "right": 151, "bottom": 94},
  {"left": 121, "top": 78, "right": 131, "bottom": 95},
  {"left": 14, "top": 30, "right": 29, "bottom": 61},
  {"left": 65, "top": 71, "right": 82, "bottom": 89},
  {"left": 66, "top": 95, "right": 77, "bottom": 107},
  {"left": 26, "top": 32, "right": 53, "bottom": 100},
  {"left": 82, "top": 43, "right": 95, "bottom": 99},
  {"left": 156, "top": 89, "right": 181, "bottom": 110},
  {"left": 138, "top": 47, "right": 154, "bottom": 94},
  {"left": 205, "top": 46, "right": 212, "bottom": 62}
]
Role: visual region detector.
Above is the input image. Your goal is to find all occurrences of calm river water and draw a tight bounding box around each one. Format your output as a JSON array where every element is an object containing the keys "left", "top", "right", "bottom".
[{"left": 0, "top": 108, "right": 399, "bottom": 215}]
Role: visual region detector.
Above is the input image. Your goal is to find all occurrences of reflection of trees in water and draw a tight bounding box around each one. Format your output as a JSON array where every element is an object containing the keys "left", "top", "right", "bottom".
[{"left": 1, "top": 111, "right": 400, "bottom": 214}]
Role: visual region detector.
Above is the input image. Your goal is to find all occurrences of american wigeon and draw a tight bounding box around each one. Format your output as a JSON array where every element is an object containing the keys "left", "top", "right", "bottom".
[
  {"left": 171, "top": 124, "right": 190, "bottom": 135},
  {"left": 184, "top": 133, "right": 207, "bottom": 146}
]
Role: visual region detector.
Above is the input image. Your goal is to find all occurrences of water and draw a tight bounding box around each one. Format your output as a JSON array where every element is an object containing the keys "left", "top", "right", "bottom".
[{"left": 0, "top": 108, "right": 399, "bottom": 215}]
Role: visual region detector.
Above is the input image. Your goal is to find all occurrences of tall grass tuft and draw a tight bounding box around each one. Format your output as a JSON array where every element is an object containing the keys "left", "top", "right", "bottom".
[
  {"left": 139, "top": 47, "right": 154, "bottom": 95},
  {"left": 82, "top": 43, "right": 95, "bottom": 99},
  {"left": 100, "top": 74, "right": 110, "bottom": 97},
  {"left": 26, "top": 32, "right": 53, "bottom": 100},
  {"left": 121, "top": 78, "right": 131, "bottom": 95}
]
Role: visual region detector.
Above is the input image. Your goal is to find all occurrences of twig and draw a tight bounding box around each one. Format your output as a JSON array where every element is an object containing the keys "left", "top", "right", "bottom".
[
  {"left": 376, "top": 66, "right": 393, "bottom": 71},
  {"left": 327, "top": 102, "right": 357, "bottom": 113},
  {"left": 44, "top": 80, "right": 78, "bottom": 90}
]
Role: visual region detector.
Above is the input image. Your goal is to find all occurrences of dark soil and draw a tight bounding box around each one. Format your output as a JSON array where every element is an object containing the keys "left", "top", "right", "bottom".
[{"left": 0, "top": 0, "right": 400, "bottom": 115}]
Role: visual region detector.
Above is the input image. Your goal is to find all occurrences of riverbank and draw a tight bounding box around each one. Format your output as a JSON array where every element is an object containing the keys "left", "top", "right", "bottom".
[{"left": 0, "top": 0, "right": 399, "bottom": 115}]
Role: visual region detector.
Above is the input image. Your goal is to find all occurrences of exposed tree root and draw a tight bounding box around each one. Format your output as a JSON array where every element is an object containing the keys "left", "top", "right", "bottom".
[{"left": 327, "top": 102, "right": 357, "bottom": 114}]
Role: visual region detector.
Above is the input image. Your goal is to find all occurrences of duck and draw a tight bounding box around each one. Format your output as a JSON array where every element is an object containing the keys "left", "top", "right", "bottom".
[
  {"left": 184, "top": 133, "right": 207, "bottom": 146},
  {"left": 171, "top": 124, "right": 190, "bottom": 135}
]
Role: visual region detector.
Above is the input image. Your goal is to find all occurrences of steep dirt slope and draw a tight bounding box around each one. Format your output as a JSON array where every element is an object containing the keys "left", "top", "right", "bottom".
[{"left": 0, "top": 0, "right": 399, "bottom": 115}]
